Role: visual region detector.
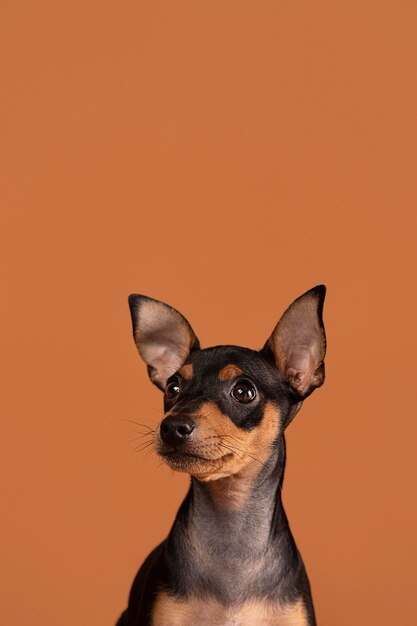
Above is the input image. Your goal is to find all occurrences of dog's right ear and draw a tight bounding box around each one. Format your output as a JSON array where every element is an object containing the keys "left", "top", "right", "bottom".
[
  {"left": 128, "top": 295, "right": 200, "bottom": 391},
  {"left": 262, "top": 285, "right": 327, "bottom": 399}
]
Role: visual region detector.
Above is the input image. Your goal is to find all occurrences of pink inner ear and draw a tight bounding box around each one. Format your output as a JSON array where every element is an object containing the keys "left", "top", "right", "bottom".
[
  {"left": 133, "top": 298, "right": 197, "bottom": 388},
  {"left": 267, "top": 288, "right": 326, "bottom": 396},
  {"left": 283, "top": 341, "right": 324, "bottom": 394},
  {"left": 285, "top": 350, "right": 312, "bottom": 392},
  {"left": 139, "top": 329, "right": 191, "bottom": 382},
  {"left": 285, "top": 368, "right": 306, "bottom": 391}
]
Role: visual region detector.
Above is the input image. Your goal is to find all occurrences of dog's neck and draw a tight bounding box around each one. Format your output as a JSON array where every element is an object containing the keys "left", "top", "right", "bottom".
[{"left": 167, "top": 436, "right": 298, "bottom": 604}]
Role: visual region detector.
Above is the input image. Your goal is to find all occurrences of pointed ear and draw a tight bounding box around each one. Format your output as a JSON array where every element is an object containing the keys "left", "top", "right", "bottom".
[
  {"left": 263, "top": 285, "right": 327, "bottom": 398},
  {"left": 128, "top": 295, "right": 200, "bottom": 390}
]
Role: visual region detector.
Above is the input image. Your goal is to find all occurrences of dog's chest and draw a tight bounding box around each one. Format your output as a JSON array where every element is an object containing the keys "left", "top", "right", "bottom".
[{"left": 151, "top": 593, "right": 309, "bottom": 626}]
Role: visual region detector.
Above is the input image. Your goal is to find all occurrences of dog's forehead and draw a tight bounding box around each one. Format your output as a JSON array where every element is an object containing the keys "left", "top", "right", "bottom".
[{"left": 184, "top": 346, "right": 273, "bottom": 381}]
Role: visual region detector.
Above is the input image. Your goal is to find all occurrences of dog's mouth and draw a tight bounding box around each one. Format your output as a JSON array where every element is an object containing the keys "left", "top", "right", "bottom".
[{"left": 158, "top": 447, "right": 234, "bottom": 475}]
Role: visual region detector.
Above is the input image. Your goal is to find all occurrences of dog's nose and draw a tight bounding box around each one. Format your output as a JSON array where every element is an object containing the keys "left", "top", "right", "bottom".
[{"left": 160, "top": 416, "right": 195, "bottom": 445}]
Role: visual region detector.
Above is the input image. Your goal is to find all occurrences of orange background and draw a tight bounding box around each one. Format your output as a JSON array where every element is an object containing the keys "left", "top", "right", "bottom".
[{"left": 1, "top": 1, "right": 416, "bottom": 625}]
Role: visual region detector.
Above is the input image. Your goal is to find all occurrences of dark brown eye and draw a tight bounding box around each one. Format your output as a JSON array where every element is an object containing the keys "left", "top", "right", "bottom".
[
  {"left": 231, "top": 380, "right": 257, "bottom": 403},
  {"left": 165, "top": 379, "right": 180, "bottom": 399}
]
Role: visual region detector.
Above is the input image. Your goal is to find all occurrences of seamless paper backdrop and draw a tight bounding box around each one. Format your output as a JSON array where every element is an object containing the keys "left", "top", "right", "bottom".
[{"left": 1, "top": 1, "right": 416, "bottom": 625}]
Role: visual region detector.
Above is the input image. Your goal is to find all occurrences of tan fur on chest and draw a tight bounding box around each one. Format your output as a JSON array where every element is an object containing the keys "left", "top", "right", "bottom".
[{"left": 152, "top": 593, "right": 308, "bottom": 626}]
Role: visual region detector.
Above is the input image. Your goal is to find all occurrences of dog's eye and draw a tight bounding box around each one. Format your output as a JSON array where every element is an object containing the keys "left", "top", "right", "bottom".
[
  {"left": 231, "top": 380, "right": 257, "bottom": 403},
  {"left": 165, "top": 379, "right": 181, "bottom": 399}
]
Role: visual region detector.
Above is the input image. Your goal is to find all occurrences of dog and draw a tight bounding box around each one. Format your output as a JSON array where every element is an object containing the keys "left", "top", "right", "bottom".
[{"left": 117, "top": 285, "right": 326, "bottom": 625}]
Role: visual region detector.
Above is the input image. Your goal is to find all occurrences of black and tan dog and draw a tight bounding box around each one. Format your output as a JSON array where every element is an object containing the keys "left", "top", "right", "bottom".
[{"left": 117, "top": 285, "right": 326, "bottom": 626}]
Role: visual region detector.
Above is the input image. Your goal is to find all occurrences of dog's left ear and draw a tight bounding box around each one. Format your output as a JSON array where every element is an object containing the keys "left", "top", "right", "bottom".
[
  {"left": 263, "top": 285, "right": 327, "bottom": 398},
  {"left": 128, "top": 295, "right": 200, "bottom": 391}
]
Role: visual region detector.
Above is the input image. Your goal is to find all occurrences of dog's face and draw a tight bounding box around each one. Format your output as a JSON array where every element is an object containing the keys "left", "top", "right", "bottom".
[
  {"left": 128, "top": 287, "right": 326, "bottom": 481},
  {"left": 158, "top": 346, "right": 290, "bottom": 481}
]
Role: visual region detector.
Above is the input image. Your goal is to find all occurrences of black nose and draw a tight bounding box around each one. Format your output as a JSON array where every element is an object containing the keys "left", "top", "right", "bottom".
[{"left": 160, "top": 416, "right": 195, "bottom": 445}]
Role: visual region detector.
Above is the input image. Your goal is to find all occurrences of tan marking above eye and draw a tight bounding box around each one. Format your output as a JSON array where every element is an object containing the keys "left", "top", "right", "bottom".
[
  {"left": 218, "top": 364, "right": 243, "bottom": 381},
  {"left": 179, "top": 364, "right": 193, "bottom": 379}
]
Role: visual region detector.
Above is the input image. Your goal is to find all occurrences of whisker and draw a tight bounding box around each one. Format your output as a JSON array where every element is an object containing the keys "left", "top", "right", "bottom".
[
  {"left": 128, "top": 433, "right": 155, "bottom": 443},
  {"left": 133, "top": 440, "right": 155, "bottom": 454},
  {"left": 219, "top": 439, "right": 267, "bottom": 468},
  {"left": 203, "top": 433, "right": 267, "bottom": 467},
  {"left": 208, "top": 433, "right": 242, "bottom": 445},
  {"left": 243, "top": 452, "right": 266, "bottom": 467},
  {"left": 217, "top": 443, "right": 247, "bottom": 466},
  {"left": 135, "top": 428, "right": 156, "bottom": 435},
  {"left": 132, "top": 444, "right": 154, "bottom": 455},
  {"left": 221, "top": 434, "right": 244, "bottom": 445},
  {"left": 119, "top": 418, "right": 155, "bottom": 431}
]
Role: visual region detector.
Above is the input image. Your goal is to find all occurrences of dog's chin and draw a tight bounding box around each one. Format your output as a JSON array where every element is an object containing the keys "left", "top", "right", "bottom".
[{"left": 158, "top": 448, "right": 234, "bottom": 480}]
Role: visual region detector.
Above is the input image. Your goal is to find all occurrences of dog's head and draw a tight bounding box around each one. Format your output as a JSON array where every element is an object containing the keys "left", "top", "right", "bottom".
[{"left": 128, "top": 286, "right": 326, "bottom": 481}]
